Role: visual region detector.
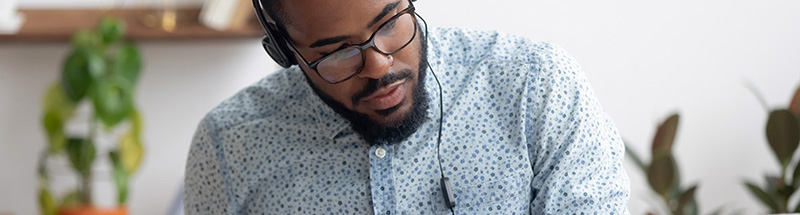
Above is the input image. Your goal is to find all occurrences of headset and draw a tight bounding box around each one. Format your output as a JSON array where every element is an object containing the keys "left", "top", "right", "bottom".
[
  {"left": 252, "top": 0, "right": 297, "bottom": 68},
  {"left": 251, "top": 1, "right": 456, "bottom": 214}
]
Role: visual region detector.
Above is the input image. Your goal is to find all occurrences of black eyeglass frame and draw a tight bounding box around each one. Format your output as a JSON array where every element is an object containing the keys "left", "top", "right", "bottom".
[{"left": 282, "top": 1, "right": 419, "bottom": 84}]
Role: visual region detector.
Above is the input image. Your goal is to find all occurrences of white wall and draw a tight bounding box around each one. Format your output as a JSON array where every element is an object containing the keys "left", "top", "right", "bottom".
[{"left": 2, "top": 0, "right": 800, "bottom": 214}]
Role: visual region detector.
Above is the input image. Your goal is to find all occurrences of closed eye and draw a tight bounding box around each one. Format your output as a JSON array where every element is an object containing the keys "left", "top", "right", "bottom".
[{"left": 319, "top": 44, "right": 351, "bottom": 57}]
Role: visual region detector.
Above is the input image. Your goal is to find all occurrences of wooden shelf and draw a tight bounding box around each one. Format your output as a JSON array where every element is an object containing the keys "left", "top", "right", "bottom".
[{"left": 0, "top": 8, "right": 264, "bottom": 42}]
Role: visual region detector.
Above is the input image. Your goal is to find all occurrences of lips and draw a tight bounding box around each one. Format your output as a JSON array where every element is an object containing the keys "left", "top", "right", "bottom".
[{"left": 361, "top": 80, "right": 406, "bottom": 110}]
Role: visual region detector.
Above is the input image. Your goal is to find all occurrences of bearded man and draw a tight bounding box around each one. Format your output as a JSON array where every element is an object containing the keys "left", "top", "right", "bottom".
[{"left": 184, "top": 0, "right": 630, "bottom": 214}]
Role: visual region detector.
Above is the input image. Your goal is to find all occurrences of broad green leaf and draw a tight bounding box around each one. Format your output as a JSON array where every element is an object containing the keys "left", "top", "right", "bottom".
[
  {"left": 648, "top": 154, "right": 676, "bottom": 197},
  {"left": 91, "top": 77, "right": 134, "bottom": 128},
  {"left": 109, "top": 151, "right": 130, "bottom": 204},
  {"left": 39, "top": 188, "right": 57, "bottom": 215},
  {"left": 63, "top": 47, "right": 105, "bottom": 102},
  {"left": 42, "top": 83, "right": 76, "bottom": 120},
  {"left": 652, "top": 114, "right": 680, "bottom": 157},
  {"left": 71, "top": 29, "right": 100, "bottom": 50},
  {"left": 114, "top": 43, "right": 142, "bottom": 86},
  {"left": 789, "top": 85, "right": 800, "bottom": 118},
  {"left": 130, "top": 109, "right": 143, "bottom": 139},
  {"left": 62, "top": 49, "right": 91, "bottom": 102},
  {"left": 65, "top": 138, "right": 95, "bottom": 176},
  {"left": 42, "top": 111, "right": 65, "bottom": 154},
  {"left": 745, "top": 181, "right": 779, "bottom": 212},
  {"left": 119, "top": 128, "right": 144, "bottom": 174},
  {"left": 59, "top": 190, "right": 81, "bottom": 208},
  {"left": 677, "top": 185, "right": 698, "bottom": 215},
  {"left": 98, "top": 17, "right": 125, "bottom": 45},
  {"left": 42, "top": 83, "right": 76, "bottom": 154},
  {"left": 623, "top": 143, "right": 648, "bottom": 173},
  {"left": 766, "top": 110, "right": 800, "bottom": 168}
]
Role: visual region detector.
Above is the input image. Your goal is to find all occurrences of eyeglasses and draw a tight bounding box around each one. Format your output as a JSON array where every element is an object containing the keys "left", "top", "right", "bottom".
[{"left": 285, "top": 2, "right": 418, "bottom": 84}]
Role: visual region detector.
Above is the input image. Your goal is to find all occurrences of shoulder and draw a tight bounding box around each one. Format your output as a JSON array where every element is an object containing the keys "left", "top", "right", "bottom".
[
  {"left": 428, "top": 27, "right": 569, "bottom": 66},
  {"left": 200, "top": 67, "right": 309, "bottom": 132},
  {"left": 428, "top": 27, "right": 580, "bottom": 82},
  {"left": 427, "top": 27, "right": 587, "bottom": 101}
]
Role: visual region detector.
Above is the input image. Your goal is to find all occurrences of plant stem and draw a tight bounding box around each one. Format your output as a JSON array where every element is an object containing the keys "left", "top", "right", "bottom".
[
  {"left": 81, "top": 171, "right": 93, "bottom": 204},
  {"left": 779, "top": 166, "right": 789, "bottom": 213},
  {"left": 81, "top": 115, "right": 99, "bottom": 205}
]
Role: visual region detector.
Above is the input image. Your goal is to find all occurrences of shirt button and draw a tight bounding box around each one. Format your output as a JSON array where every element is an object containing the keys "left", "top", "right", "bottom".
[{"left": 375, "top": 147, "right": 386, "bottom": 158}]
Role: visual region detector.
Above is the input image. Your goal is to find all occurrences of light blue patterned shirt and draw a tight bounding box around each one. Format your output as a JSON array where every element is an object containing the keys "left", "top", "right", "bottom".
[{"left": 185, "top": 27, "right": 630, "bottom": 215}]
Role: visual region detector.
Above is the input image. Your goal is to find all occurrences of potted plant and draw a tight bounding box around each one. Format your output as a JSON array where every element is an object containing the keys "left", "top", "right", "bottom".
[
  {"left": 743, "top": 83, "right": 800, "bottom": 213},
  {"left": 38, "top": 17, "right": 144, "bottom": 215},
  {"left": 626, "top": 113, "right": 703, "bottom": 215}
]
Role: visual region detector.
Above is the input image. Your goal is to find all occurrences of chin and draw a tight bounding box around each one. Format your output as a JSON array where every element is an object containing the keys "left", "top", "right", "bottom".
[{"left": 370, "top": 99, "right": 415, "bottom": 126}]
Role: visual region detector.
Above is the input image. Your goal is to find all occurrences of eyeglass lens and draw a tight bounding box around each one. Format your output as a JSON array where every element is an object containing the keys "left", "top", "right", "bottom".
[{"left": 316, "top": 12, "right": 416, "bottom": 83}]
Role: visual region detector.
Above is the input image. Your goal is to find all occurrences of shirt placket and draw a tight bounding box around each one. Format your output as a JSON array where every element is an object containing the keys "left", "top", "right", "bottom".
[{"left": 369, "top": 143, "right": 396, "bottom": 215}]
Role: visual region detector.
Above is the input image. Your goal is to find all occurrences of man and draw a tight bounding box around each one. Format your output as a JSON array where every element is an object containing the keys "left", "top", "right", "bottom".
[{"left": 185, "top": 0, "right": 630, "bottom": 214}]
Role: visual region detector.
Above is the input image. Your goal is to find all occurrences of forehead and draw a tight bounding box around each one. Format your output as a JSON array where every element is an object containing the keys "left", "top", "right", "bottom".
[{"left": 281, "top": 0, "right": 403, "bottom": 46}]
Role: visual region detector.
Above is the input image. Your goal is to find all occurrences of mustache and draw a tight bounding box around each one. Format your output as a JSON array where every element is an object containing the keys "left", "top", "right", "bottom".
[{"left": 351, "top": 69, "right": 414, "bottom": 107}]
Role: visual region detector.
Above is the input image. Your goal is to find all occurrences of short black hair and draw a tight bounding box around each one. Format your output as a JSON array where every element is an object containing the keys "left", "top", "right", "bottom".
[{"left": 258, "top": 0, "right": 290, "bottom": 31}]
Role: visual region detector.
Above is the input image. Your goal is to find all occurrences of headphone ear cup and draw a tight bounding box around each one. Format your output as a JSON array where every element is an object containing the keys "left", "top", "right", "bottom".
[
  {"left": 261, "top": 34, "right": 297, "bottom": 68},
  {"left": 262, "top": 36, "right": 291, "bottom": 68}
]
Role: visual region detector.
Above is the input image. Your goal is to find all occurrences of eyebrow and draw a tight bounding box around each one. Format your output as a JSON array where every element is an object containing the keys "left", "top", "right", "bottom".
[
  {"left": 367, "top": 1, "right": 401, "bottom": 28},
  {"left": 308, "top": 0, "right": 402, "bottom": 48},
  {"left": 310, "top": 35, "right": 350, "bottom": 48}
]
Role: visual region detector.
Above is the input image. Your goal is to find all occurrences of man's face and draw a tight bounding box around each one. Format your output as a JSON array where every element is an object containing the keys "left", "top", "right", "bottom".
[{"left": 281, "top": 0, "right": 423, "bottom": 127}]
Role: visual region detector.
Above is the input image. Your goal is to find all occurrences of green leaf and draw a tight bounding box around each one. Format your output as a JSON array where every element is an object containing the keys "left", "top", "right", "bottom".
[
  {"left": 98, "top": 17, "right": 125, "bottom": 45},
  {"left": 39, "top": 188, "right": 57, "bottom": 215},
  {"left": 745, "top": 81, "right": 770, "bottom": 111},
  {"left": 766, "top": 110, "right": 800, "bottom": 168},
  {"left": 91, "top": 76, "right": 134, "bottom": 128},
  {"left": 109, "top": 150, "right": 130, "bottom": 204},
  {"left": 676, "top": 185, "right": 698, "bottom": 215},
  {"left": 652, "top": 114, "right": 680, "bottom": 157},
  {"left": 764, "top": 175, "right": 779, "bottom": 194},
  {"left": 789, "top": 85, "right": 800, "bottom": 118},
  {"left": 794, "top": 199, "right": 800, "bottom": 212},
  {"left": 114, "top": 43, "right": 142, "bottom": 86},
  {"left": 120, "top": 126, "right": 144, "bottom": 174},
  {"left": 65, "top": 138, "right": 95, "bottom": 176},
  {"left": 793, "top": 160, "right": 800, "bottom": 187},
  {"left": 42, "top": 83, "right": 77, "bottom": 154},
  {"left": 62, "top": 47, "right": 105, "bottom": 102},
  {"left": 623, "top": 142, "right": 648, "bottom": 173},
  {"left": 745, "top": 181, "right": 779, "bottom": 212},
  {"left": 685, "top": 198, "right": 699, "bottom": 215},
  {"left": 43, "top": 83, "right": 77, "bottom": 120},
  {"left": 130, "top": 108, "right": 143, "bottom": 139},
  {"left": 42, "top": 111, "right": 66, "bottom": 154},
  {"left": 62, "top": 49, "right": 92, "bottom": 102},
  {"left": 648, "top": 153, "right": 676, "bottom": 197},
  {"left": 71, "top": 29, "right": 100, "bottom": 50}
]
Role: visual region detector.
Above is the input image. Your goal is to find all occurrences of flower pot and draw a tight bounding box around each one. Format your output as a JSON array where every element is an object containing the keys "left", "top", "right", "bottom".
[{"left": 58, "top": 205, "right": 127, "bottom": 215}]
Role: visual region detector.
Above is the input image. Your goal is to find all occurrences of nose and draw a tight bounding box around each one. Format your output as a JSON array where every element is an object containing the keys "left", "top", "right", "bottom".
[{"left": 356, "top": 48, "right": 392, "bottom": 80}]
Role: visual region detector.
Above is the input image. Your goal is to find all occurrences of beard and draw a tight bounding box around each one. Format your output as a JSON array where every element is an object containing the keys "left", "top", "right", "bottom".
[{"left": 306, "top": 33, "right": 429, "bottom": 146}]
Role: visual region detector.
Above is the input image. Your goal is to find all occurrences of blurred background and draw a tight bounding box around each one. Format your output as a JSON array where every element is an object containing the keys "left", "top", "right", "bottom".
[{"left": 1, "top": 0, "right": 799, "bottom": 214}]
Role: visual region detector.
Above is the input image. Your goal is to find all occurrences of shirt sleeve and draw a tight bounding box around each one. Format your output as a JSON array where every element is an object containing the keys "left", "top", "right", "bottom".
[
  {"left": 184, "top": 115, "right": 233, "bottom": 215},
  {"left": 524, "top": 42, "right": 630, "bottom": 214}
]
